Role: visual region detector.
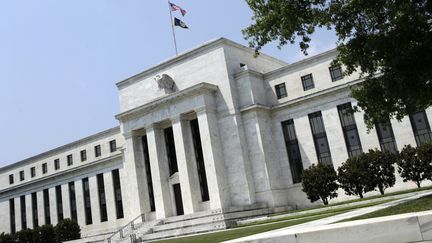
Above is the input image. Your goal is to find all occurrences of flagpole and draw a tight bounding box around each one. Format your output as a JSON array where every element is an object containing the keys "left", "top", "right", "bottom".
[{"left": 168, "top": 1, "right": 179, "bottom": 56}]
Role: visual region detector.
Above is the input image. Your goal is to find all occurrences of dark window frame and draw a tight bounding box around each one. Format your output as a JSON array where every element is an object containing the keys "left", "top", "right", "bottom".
[
  {"left": 308, "top": 111, "right": 333, "bottom": 166},
  {"left": 329, "top": 66, "right": 343, "bottom": 81},
  {"left": 375, "top": 120, "right": 398, "bottom": 154},
  {"left": 190, "top": 118, "right": 210, "bottom": 201},
  {"left": 19, "top": 171, "right": 24, "bottom": 181},
  {"left": 68, "top": 182, "right": 77, "bottom": 222},
  {"left": 301, "top": 74, "right": 315, "bottom": 91},
  {"left": 42, "top": 163, "right": 48, "bottom": 174},
  {"left": 82, "top": 178, "right": 93, "bottom": 225},
  {"left": 31, "top": 192, "right": 38, "bottom": 227},
  {"left": 20, "top": 195, "right": 27, "bottom": 229},
  {"left": 55, "top": 185, "right": 63, "bottom": 222},
  {"left": 97, "top": 173, "right": 108, "bottom": 222},
  {"left": 67, "top": 154, "right": 73, "bottom": 166},
  {"left": 94, "top": 145, "right": 101, "bottom": 157},
  {"left": 9, "top": 174, "right": 14, "bottom": 185},
  {"left": 80, "top": 150, "right": 87, "bottom": 162},
  {"left": 30, "top": 167, "right": 36, "bottom": 178},
  {"left": 337, "top": 103, "right": 363, "bottom": 157},
  {"left": 109, "top": 140, "right": 117, "bottom": 153},
  {"left": 112, "top": 169, "right": 124, "bottom": 219},
  {"left": 9, "top": 198, "right": 16, "bottom": 234},
  {"left": 43, "top": 189, "right": 50, "bottom": 225},
  {"left": 282, "top": 119, "right": 304, "bottom": 184},
  {"left": 54, "top": 159, "right": 60, "bottom": 170},
  {"left": 164, "top": 127, "right": 179, "bottom": 176},
  {"left": 275, "top": 83, "right": 288, "bottom": 99},
  {"left": 409, "top": 110, "right": 432, "bottom": 146},
  {"left": 142, "top": 136, "right": 156, "bottom": 212}
]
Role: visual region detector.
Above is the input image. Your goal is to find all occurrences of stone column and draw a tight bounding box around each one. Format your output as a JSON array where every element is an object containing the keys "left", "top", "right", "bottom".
[
  {"left": 61, "top": 184, "right": 71, "bottom": 220},
  {"left": 36, "top": 191, "right": 44, "bottom": 225},
  {"left": 354, "top": 108, "right": 381, "bottom": 151},
  {"left": 14, "top": 198, "right": 21, "bottom": 231},
  {"left": 25, "top": 194, "right": 33, "bottom": 229},
  {"left": 104, "top": 172, "right": 116, "bottom": 221},
  {"left": 322, "top": 107, "right": 348, "bottom": 168},
  {"left": 49, "top": 187, "right": 58, "bottom": 225},
  {"left": 172, "top": 116, "right": 200, "bottom": 214},
  {"left": 196, "top": 108, "right": 229, "bottom": 210},
  {"left": 146, "top": 125, "right": 173, "bottom": 219},
  {"left": 74, "top": 179, "right": 86, "bottom": 228},
  {"left": 392, "top": 116, "right": 417, "bottom": 149},
  {"left": 89, "top": 175, "right": 101, "bottom": 224}
]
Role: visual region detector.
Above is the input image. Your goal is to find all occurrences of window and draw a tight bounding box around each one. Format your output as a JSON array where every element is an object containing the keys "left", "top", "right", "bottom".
[
  {"left": 376, "top": 120, "right": 398, "bottom": 153},
  {"left": 80, "top": 150, "right": 87, "bottom": 162},
  {"left": 82, "top": 178, "right": 92, "bottom": 225},
  {"left": 97, "top": 174, "right": 108, "bottom": 222},
  {"left": 112, "top": 169, "right": 124, "bottom": 219},
  {"left": 142, "top": 136, "right": 156, "bottom": 211},
  {"left": 94, "top": 145, "right": 101, "bottom": 157},
  {"left": 329, "top": 66, "right": 343, "bottom": 81},
  {"left": 338, "top": 103, "right": 363, "bottom": 157},
  {"left": 275, "top": 83, "right": 287, "bottom": 99},
  {"left": 190, "top": 118, "right": 210, "bottom": 201},
  {"left": 20, "top": 195, "right": 27, "bottom": 229},
  {"left": 9, "top": 174, "right": 14, "bottom": 185},
  {"left": 109, "top": 140, "right": 117, "bottom": 152},
  {"left": 31, "top": 192, "right": 38, "bottom": 227},
  {"left": 67, "top": 154, "right": 73, "bottom": 166},
  {"left": 68, "top": 182, "right": 77, "bottom": 222},
  {"left": 164, "top": 127, "right": 179, "bottom": 176},
  {"left": 42, "top": 163, "right": 48, "bottom": 174},
  {"left": 9, "top": 199, "right": 16, "bottom": 234},
  {"left": 309, "top": 111, "right": 333, "bottom": 166},
  {"left": 31, "top": 167, "right": 36, "bottom": 178},
  {"left": 409, "top": 110, "right": 432, "bottom": 146},
  {"left": 43, "top": 189, "right": 50, "bottom": 225},
  {"left": 54, "top": 159, "right": 60, "bottom": 170},
  {"left": 282, "top": 119, "right": 304, "bottom": 183},
  {"left": 301, "top": 74, "right": 315, "bottom": 91},
  {"left": 19, "top": 171, "right": 24, "bottom": 181},
  {"left": 56, "top": 185, "right": 63, "bottom": 221}
]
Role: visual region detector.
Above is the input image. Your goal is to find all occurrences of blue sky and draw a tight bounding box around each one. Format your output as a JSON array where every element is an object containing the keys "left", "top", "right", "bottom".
[{"left": 0, "top": 0, "right": 337, "bottom": 167}]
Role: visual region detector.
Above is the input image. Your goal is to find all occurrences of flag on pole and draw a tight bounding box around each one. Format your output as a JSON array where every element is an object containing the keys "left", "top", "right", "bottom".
[
  {"left": 174, "top": 17, "right": 189, "bottom": 29},
  {"left": 169, "top": 2, "right": 187, "bottom": 16}
]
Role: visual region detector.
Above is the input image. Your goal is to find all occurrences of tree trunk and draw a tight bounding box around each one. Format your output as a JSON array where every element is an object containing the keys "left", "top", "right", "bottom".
[
  {"left": 359, "top": 191, "right": 364, "bottom": 199},
  {"left": 416, "top": 181, "right": 421, "bottom": 188},
  {"left": 379, "top": 185, "right": 385, "bottom": 195},
  {"left": 322, "top": 198, "right": 328, "bottom": 205}
]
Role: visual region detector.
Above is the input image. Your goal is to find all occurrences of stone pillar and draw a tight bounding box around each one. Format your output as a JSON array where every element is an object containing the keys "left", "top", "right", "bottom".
[
  {"left": 354, "top": 108, "right": 381, "bottom": 151},
  {"left": 49, "top": 187, "right": 58, "bottom": 225},
  {"left": 196, "top": 108, "right": 229, "bottom": 210},
  {"left": 36, "top": 191, "right": 44, "bottom": 225},
  {"left": 61, "top": 184, "right": 71, "bottom": 220},
  {"left": 426, "top": 107, "right": 432, "bottom": 130},
  {"left": 322, "top": 107, "right": 348, "bottom": 168},
  {"left": 392, "top": 116, "right": 417, "bottom": 149},
  {"left": 74, "top": 179, "right": 86, "bottom": 228},
  {"left": 104, "top": 172, "right": 116, "bottom": 221},
  {"left": 172, "top": 116, "right": 200, "bottom": 214},
  {"left": 89, "top": 176, "right": 101, "bottom": 224},
  {"left": 14, "top": 198, "right": 21, "bottom": 231},
  {"left": 146, "top": 125, "right": 173, "bottom": 219},
  {"left": 25, "top": 194, "right": 33, "bottom": 229}
]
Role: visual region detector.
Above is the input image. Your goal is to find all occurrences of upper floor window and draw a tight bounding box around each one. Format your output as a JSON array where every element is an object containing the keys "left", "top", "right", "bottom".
[
  {"left": 9, "top": 174, "right": 14, "bottom": 185},
  {"left": 67, "top": 154, "right": 73, "bottom": 166},
  {"left": 42, "top": 163, "right": 48, "bottom": 174},
  {"left": 275, "top": 83, "right": 287, "bottom": 99},
  {"left": 80, "top": 150, "right": 87, "bottom": 162},
  {"left": 19, "top": 171, "right": 24, "bottom": 181},
  {"left": 337, "top": 103, "right": 363, "bottom": 157},
  {"left": 54, "top": 159, "right": 60, "bottom": 170},
  {"left": 301, "top": 74, "right": 315, "bottom": 91},
  {"left": 31, "top": 167, "right": 36, "bottom": 178},
  {"left": 109, "top": 140, "right": 117, "bottom": 152},
  {"left": 329, "top": 66, "right": 343, "bottom": 81},
  {"left": 94, "top": 145, "right": 101, "bottom": 157},
  {"left": 409, "top": 110, "right": 432, "bottom": 146}
]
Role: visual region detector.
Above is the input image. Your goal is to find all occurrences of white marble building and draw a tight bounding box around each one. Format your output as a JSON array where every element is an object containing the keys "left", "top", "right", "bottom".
[{"left": 1, "top": 38, "right": 431, "bottom": 240}]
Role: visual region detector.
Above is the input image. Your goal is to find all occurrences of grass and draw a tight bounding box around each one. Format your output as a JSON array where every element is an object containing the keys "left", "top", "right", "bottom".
[{"left": 340, "top": 194, "right": 432, "bottom": 222}]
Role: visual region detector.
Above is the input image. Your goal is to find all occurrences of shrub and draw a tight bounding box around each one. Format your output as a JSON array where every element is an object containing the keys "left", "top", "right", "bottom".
[
  {"left": 38, "top": 224, "right": 56, "bottom": 243},
  {"left": 301, "top": 163, "right": 339, "bottom": 205},
  {"left": 15, "top": 228, "right": 33, "bottom": 243},
  {"left": 338, "top": 155, "right": 373, "bottom": 198},
  {"left": 55, "top": 219, "right": 80, "bottom": 242},
  {"left": 0, "top": 232, "right": 15, "bottom": 243},
  {"left": 398, "top": 145, "right": 432, "bottom": 188},
  {"left": 365, "top": 149, "right": 396, "bottom": 195}
]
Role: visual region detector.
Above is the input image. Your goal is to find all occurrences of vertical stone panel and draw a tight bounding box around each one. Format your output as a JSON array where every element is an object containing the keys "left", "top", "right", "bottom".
[
  {"left": 25, "top": 194, "right": 33, "bottom": 229},
  {"left": 104, "top": 172, "right": 116, "bottom": 222},
  {"left": 61, "top": 184, "right": 71, "bottom": 220},
  {"left": 74, "top": 179, "right": 86, "bottom": 228},
  {"left": 36, "top": 191, "right": 45, "bottom": 225},
  {"left": 392, "top": 116, "right": 417, "bottom": 149},
  {"left": 0, "top": 200, "right": 11, "bottom": 233},
  {"left": 354, "top": 108, "right": 381, "bottom": 151},
  {"left": 322, "top": 106, "right": 348, "bottom": 168},
  {"left": 14, "top": 197, "right": 21, "bottom": 231},
  {"left": 294, "top": 115, "right": 317, "bottom": 168},
  {"left": 88, "top": 176, "right": 101, "bottom": 224},
  {"left": 48, "top": 187, "right": 58, "bottom": 226}
]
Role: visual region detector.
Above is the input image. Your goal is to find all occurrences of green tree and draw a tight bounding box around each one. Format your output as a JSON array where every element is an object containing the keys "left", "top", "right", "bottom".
[
  {"left": 15, "top": 228, "right": 33, "bottom": 243},
  {"left": 301, "top": 163, "right": 339, "bottom": 205},
  {"left": 243, "top": 0, "right": 432, "bottom": 127},
  {"left": 365, "top": 149, "right": 397, "bottom": 195},
  {"left": 397, "top": 145, "right": 432, "bottom": 188},
  {"left": 418, "top": 142, "right": 432, "bottom": 178},
  {"left": 0, "top": 232, "right": 15, "bottom": 243},
  {"left": 38, "top": 224, "right": 56, "bottom": 243},
  {"left": 55, "top": 219, "right": 80, "bottom": 243},
  {"left": 338, "top": 155, "right": 373, "bottom": 198}
]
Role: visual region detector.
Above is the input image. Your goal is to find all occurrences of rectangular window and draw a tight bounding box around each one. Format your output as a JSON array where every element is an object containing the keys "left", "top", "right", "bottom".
[
  {"left": 376, "top": 120, "right": 398, "bottom": 153},
  {"left": 301, "top": 74, "right": 315, "bottom": 91},
  {"left": 164, "top": 127, "right": 179, "bottom": 176},
  {"left": 338, "top": 103, "right": 363, "bottom": 157},
  {"left": 31, "top": 192, "right": 38, "bottom": 227},
  {"left": 55, "top": 185, "right": 63, "bottom": 222},
  {"left": 20, "top": 171, "right": 24, "bottom": 181},
  {"left": 80, "top": 150, "right": 87, "bottom": 162},
  {"left": 275, "top": 83, "right": 287, "bottom": 99},
  {"left": 329, "top": 66, "right": 343, "bottom": 81},
  {"left": 94, "top": 145, "right": 101, "bottom": 157},
  {"left": 20, "top": 195, "right": 27, "bottom": 229},
  {"left": 43, "top": 189, "right": 50, "bottom": 225},
  {"left": 82, "top": 178, "right": 92, "bottom": 225},
  {"left": 112, "top": 169, "right": 124, "bottom": 219},
  {"left": 109, "top": 140, "right": 117, "bottom": 152},
  {"left": 190, "top": 119, "right": 210, "bottom": 201},
  {"left": 9, "top": 174, "right": 14, "bottom": 185},
  {"left": 409, "top": 110, "right": 432, "bottom": 146},
  {"left": 9, "top": 199, "right": 15, "bottom": 234},
  {"left": 282, "top": 119, "right": 304, "bottom": 184},
  {"left": 42, "top": 163, "right": 48, "bottom": 174},
  {"left": 97, "top": 174, "right": 108, "bottom": 222},
  {"left": 309, "top": 111, "right": 333, "bottom": 166},
  {"left": 68, "top": 182, "right": 77, "bottom": 222},
  {"left": 30, "top": 167, "right": 36, "bottom": 178},
  {"left": 67, "top": 155, "right": 73, "bottom": 166},
  {"left": 142, "top": 136, "right": 156, "bottom": 211},
  {"left": 53, "top": 159, "right": 60, "bottom": 170}
]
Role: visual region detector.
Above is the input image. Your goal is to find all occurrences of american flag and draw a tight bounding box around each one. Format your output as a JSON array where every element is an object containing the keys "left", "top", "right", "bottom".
[{"left": 169, "top": 2, "right": 187, "bottom": 16}]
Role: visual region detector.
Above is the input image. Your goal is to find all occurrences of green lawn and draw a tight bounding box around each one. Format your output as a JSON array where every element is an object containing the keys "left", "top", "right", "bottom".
[{"left": 341, "top": 194, "right": 432, "bottom": 222}]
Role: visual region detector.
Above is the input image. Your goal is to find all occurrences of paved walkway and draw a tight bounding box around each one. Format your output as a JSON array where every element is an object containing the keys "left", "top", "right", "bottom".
[{"left": 225, "top": 191, "right": 432, "bottom": 243}]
